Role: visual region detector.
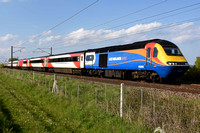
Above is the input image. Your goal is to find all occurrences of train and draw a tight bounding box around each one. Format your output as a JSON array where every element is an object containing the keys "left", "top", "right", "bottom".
[{"left": 5, "top": 39, "right": 189, "bottom": 82}]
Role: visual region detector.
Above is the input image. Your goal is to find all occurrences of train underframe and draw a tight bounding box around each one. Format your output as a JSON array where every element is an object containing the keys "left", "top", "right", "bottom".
[{"left": 15, "top": 67, "right": 162, "bottom": 83}]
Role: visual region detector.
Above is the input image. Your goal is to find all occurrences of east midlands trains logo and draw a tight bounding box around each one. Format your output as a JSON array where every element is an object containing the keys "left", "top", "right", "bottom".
[{"left": 109, "top": 57, "right": 127, "bottom": 61}]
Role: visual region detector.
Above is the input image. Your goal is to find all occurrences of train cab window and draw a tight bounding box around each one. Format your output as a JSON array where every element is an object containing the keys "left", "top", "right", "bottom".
[
  {"left": 147, "top": 48, "right": 151, "bottom": 58},
  {"left": 81, "top": 56, "right": 83, "bottom": 61},
  {"left": 86, "top": 55, "right": 94, "bottom": 61},
  {"left": 163, "top": 47, "right": 182, "bottom": 56},
  {"left": 153, "top": 47, "right": 158, "bottom": 57}
]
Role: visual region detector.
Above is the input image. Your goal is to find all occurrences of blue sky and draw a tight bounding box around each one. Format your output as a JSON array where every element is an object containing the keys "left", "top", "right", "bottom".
[{"left": 0, "top": 0, "right": 200, "bottom": 65}]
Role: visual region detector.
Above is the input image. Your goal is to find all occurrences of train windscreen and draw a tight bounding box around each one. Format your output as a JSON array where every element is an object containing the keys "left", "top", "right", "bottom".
[{"left": 163, "top": 47, "right": 182, "bottom": 56}]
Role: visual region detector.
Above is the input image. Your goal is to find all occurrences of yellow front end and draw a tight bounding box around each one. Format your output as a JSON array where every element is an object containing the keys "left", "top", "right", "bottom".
[{"left": 155, "top": 43, "right": 189, "bottom": 66}]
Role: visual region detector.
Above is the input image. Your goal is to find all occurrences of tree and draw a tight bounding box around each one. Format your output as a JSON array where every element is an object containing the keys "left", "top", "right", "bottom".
[
  {"left": 0, "top": 64, "right": 4, "bottom": 68},
  {"left": 8, "top": 58, "right": 18, "bottom": 62},
  {"left": 195, "top": 57, "right": 200, "bottom": 69}
]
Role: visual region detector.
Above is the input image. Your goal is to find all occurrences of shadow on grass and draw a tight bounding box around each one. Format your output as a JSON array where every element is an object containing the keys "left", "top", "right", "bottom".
[{"left": 0, "top": 99, "right": 22, "bottom": 133}]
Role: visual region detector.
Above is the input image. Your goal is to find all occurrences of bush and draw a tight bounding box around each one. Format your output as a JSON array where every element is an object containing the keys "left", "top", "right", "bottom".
[
  {"left": 178, "top": 66, "right": 200, "bottom": 84},
  {"left": 195, "top": 57, "right": 200, "bottom": 69},
  {"left": 0, "top": 64, "right": 4, "bottom": 68}
]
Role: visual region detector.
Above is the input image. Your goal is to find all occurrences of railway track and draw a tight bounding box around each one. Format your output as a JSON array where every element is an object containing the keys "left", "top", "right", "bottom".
[{"left": 23, "top": 69, "right": 200, "bottom": 96}]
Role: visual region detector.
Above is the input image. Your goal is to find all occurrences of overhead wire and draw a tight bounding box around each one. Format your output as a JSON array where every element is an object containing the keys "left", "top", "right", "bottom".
[
  {"left": 22, "top": 0, "right": 167, "bottom": 56},
  {"left": 18, "top": 0, "right": 99, "bottom": 56},
  {"left": 108, "top": 2, "right": 200, "bottom": 29},
  {"left": 12, "top": 0, "right": 99, "bottom": 48},
  {"left": 45, "top": 3, "right": 200, "bottom": 48},
  {"left": 40, "top": 0, "right": 170, "bottom": 48},
  {"left": 20, "top": 1, "right": 200, "bottom": 58},
  {"left": 88, "top": 0, "right": 168, "bottom": 29},
  {"left": 23, "top": 0, "right": 166, "bottom": 49},
  {"left": 52, "top": 16, "right": 200, "bottom": 52}
]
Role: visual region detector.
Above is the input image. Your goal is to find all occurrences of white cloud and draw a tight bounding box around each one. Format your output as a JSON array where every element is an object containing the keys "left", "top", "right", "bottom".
[
  {"left": 61, "top": 22, "right": 162, "bottom": 46},
  {"left": 15, "top": 40, "right": 24, "bottom": 47},
  {"left": 0, "top": 34, "right": 18, "bottom": 42},
  {"left": 0, "top": 0, "right": 29, "bottom": 2},
  {"left": 29, "top": 35, "right": 37, "bottom": 43},
  {"left": 28, "top": 30, "right": 52, "bottom": 43},
  {"left": 0, "top": 0, "right": 11, "bottom": 2},
  {"left": 0, "top": 48, "right": 10, "bottom": 53},
  {"left": 37, "top": 22, "right": 200, "bottom": 51},
  {"left": 18, "top": 22, "right": 200, "bottom": 51},
  {"left": 1, "top": 22, "right": 199, "bottom": 64},
  {"left": 161, "top": 22, "right": 200, "bottom": 44},
  {"left": 38, "top": 35, "right": 61, "bottom": 46},
  {"left": 172, "top": 35, "right": 193, "bottom": 44},
  {"left": 42, "top": 30, "right": 52, "bottom": 36}
]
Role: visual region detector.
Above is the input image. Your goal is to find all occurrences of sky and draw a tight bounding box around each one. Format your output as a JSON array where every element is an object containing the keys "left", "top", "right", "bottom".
[{"left": 0, "top": 0, "right": 200, "bottom": 65}]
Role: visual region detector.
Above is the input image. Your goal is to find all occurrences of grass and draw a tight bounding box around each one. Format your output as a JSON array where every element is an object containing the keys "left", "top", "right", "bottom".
[
  {"left": 0, "top": 68, "right": 200, "bottom": 132},
  {"left": 0, "top": 69, "right": 149, "bottom": 132},
  {"left": 123, "top": 88, "right": 200, "bottom": 132}
]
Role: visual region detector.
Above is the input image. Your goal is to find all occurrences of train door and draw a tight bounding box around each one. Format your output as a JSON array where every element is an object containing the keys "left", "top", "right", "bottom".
[
  {"left": 145, "top": 43, "right": 158, "bottom": 69},
  {"left": 145, "top": 45, "right": 153, "bottom": 69},
  {"left": 28, "top": 60, "right": 30, "bottom": 67},
  {"left": 44, "top": 58, "right": 47, "bottom": 67},
  {"left": 99, "top": 54, "right": 108, "bottom": 67},
  {"left": 80, "top": 54, "right": 84, "bottom": 68}
]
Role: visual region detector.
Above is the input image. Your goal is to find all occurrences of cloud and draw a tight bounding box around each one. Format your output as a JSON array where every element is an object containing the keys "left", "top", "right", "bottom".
[
  {"left": 2, "top": 22, "right": 199, "bottom": 64},
  {"left": 42, "top": 30, "right": 52, "bottom": 36},
  {"left": 0, "top": 34, "right": 18, "bottom": 43},
  {"left": 61, "top": 22, "right": 162, "bottom": 46},
  {"left": 15, "top": 40, "right": 24, "bottom": 47},
  {"left": 36, "top": 21, "right": 200, "bottom": 50},
  {"left": 0, "top": 0, "right": 29, "bottom": 2},
  {"left": 160, "top": 22, "right": 200, "bottom": 44},
  {"left": 0, "top": 0, "right": 11, "bottom": 2},
  {"left": 27, "top": 22, "right": 200, "bottom": 49},
  {"left": 38, "top": 35, "right": 61, "bottom": 46},
  {"left": 0, "top": 48, "right": 10, "bottom": 53},
  {"left": 29, "top": 30, "right": 52, "bottom": 43},
  {"left": 33, "top": 22, "right": 161, "bottom": 48}
]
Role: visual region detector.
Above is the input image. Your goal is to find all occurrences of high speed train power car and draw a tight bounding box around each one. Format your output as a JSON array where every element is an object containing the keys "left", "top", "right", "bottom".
[{"left": 5, "top": 39, "right": 189, "bottom": 82}]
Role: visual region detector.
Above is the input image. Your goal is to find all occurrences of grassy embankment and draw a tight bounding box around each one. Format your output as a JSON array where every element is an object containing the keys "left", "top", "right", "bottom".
[
  {"left": 0, "top": 69, "right": 148, "bottom": 132},
  {"left": 0, "top": 68, "right": 200, "bottom": 132}
]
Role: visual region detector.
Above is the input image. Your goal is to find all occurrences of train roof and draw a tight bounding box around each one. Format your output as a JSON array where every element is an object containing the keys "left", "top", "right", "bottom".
[
  {"left": 15, "top": 39, "right": 177, "bottom": 61},
  {"left": 86, "top": 39, "right": 177, "bottom": 53}
]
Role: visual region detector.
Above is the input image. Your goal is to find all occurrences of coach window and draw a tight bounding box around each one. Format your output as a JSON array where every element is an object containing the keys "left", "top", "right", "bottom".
[
  {"left": 153, "top": 47, "right": 158, "bottom": 57},
  {"left": 86, "top": 55, "right": 94, "bottom": 61}
]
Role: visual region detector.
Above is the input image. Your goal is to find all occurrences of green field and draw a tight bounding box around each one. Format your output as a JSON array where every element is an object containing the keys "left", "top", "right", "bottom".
[
  {"left": 0, "top": 69, "right": 148, "bottom": 132},
  {"left": 0, "top": 68, "right": 199, "bottom": 133}
]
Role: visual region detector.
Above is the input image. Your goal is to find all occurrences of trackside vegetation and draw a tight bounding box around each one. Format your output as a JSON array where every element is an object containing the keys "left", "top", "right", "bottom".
[
  {"left": 178, "top": 56, "right": 200, "bottom": 84},
  {"left": 178, "top": 66, "right": 200, "bottom": 84},
  {"left": 0, "top": 69, "right": 148, "bottom": 133},
  {"left": 0, "top": 68, "right": 200, "bottom": 132},
  {"left": 0, "top": 64, "right": 4, "bottom": 68}
]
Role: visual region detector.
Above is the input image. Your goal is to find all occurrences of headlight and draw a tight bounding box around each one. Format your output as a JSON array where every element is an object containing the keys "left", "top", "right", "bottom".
[
  {"left": 184, "top": 62, "right": 189, "bottom": 65},
  {"left": 167, "top": 62, "right": 189, "bottom": 66}
]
